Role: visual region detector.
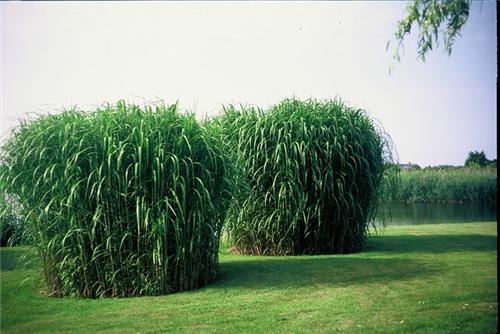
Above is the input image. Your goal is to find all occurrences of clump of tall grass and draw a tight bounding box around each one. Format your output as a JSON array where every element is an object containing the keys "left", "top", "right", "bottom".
[
  {"left": 0, "top": 101, "right": 233, "bottom": 298},
  {"left": 393, "top": 167, "right": 497, "bottom": 203},
  {"left": 216, "top": 99, "right": 392, "bottom": 255}
]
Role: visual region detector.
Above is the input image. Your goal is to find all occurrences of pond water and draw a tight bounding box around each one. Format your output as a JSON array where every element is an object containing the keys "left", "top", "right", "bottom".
[{"left": 376, "top": 202, "right": 497, "bottom": 225}]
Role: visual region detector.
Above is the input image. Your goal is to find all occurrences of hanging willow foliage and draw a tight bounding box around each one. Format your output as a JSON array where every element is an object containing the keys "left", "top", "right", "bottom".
[
  {"left": 217, "top": 99, "right": 393, "bottom": 255},
  {"left": 0, "top": 101, "right": 233, "bottom": 298}
]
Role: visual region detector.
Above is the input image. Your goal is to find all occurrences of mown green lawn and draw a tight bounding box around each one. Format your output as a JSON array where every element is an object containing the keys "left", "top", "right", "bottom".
[{"left": 0, "top": 222, "right": 497, "bottom": 333}]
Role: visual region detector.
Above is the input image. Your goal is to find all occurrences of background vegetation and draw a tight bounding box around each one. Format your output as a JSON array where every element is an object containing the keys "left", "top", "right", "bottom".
[
  {"left": 464, "top": 150, "right": 496, "bottom": 168},
  {"left": 390, "top": 166, "right": 496, "bottom": 203},
  {"left": 0, "top": 194, "right": 23, "bottom": 247}
]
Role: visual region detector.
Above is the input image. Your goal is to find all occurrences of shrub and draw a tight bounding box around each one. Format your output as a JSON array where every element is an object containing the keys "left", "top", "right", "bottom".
[
  {"left": 0, "top": 101, "right": 233, "bottom": 298},
  {"left": 217, "top": 99, "right": 391, "bottom": 255}
]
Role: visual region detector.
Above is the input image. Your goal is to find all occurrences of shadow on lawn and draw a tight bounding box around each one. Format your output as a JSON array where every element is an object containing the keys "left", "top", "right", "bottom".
[
  {"left": 216, "top": 256, "right": 436, "bottom": 290},
  {"left": 0, "top": 248, "right": 37, "bottom": 271},
  {"left": 216, "top": 233, "right": 496, "bottom": 290},
  {"left": 366, "top": 234, "right": 497, "bottom": 253}
]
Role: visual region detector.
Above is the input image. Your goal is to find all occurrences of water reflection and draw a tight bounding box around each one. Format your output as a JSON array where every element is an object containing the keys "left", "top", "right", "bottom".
[{"left": 376, "top": 202, "right": 497, "bottom": 225}]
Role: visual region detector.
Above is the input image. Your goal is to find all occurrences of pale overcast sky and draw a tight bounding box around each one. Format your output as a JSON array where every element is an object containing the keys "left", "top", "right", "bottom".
[{"left": 0, "top": 1, "right": 497, "bottom": 167}]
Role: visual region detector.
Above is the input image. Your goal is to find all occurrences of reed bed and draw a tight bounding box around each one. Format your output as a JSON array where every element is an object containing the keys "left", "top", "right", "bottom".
[
  {"left": 0, "top": 101, "right": 232, "bottom": 298},
  {"left": 216, "top": 99, "right": 392, "bottom": 255},
  {"left": 393, "top": 167, "right": 497, "bottom": 203}
]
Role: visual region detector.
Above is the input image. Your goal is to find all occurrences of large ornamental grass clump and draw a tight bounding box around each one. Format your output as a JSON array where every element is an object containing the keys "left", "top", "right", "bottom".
[
  {"left": 0, "top": 101, "right": 232, "bottom": 298},
  {"left": 218, "top": 99, "right": 391, "bottom": 255}
]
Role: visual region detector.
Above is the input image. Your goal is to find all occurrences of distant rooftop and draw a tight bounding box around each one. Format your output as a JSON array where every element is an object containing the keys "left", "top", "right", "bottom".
[{"left": 399, "top": 163, "right": 421, "bottom": 170}]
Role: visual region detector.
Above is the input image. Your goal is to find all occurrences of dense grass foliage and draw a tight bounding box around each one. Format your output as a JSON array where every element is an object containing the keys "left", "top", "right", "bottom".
[
  {"left": 392, "top": 167, "right": 497, "bottom": 203},
  {"left": 0, "top": 102, "right": 233, "bottom": 298},
  {"left": 217, "top": 99, "right": 392, "bottom": 255}
]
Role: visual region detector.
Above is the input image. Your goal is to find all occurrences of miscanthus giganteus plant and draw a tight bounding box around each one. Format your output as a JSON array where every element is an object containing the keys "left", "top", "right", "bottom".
[
  {"left": 0, "top": 101, "right": 233, "bottom": 298},
  {"left": 216, "top": 99, "right": 393, "bottom": 255}
]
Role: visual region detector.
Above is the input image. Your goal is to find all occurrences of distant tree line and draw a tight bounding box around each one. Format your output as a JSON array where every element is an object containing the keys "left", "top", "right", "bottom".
[
  {"left": 464, "top": 150, "right": 496, "bottom": 168},
  {"left": 395, "top": 150, "right": 496, "bottom": 171}
]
